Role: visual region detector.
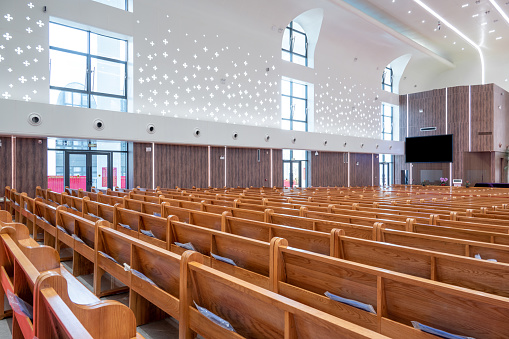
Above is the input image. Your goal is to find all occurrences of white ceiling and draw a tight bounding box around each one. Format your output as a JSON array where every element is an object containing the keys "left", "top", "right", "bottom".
[{"left": 341, "top": 0, "right": 509, "bottom": 86}]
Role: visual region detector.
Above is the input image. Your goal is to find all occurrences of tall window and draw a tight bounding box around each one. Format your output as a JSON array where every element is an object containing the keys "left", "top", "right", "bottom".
[
  {"left": 92, "top": 0, "right": 127, "bottom": 10},
  {"left": 380, "top": 104, "right": 394, "bottom": 186},
  {"left": 49, "top": 22, "right": 128, "bottom": 112},
  {"left": 382, "top": 64, "right": 393, "bottom": 93},
  {"left": 282, "top": 21, "right": 308, "bottom": 66},
  {"left": 281, "top": 79, "right": 308, "bottom": 131}
]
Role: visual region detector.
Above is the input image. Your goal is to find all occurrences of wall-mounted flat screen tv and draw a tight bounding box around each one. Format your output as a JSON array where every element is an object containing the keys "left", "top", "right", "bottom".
[{"left": 405, "top": 134, "right": 453, "bottom": 163}]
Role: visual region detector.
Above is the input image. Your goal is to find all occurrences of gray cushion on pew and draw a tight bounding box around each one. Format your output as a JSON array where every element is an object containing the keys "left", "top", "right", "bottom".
[
  {"left": 118, "top": 223, "right": 133, "bottom": 230},
  {"left": 324, "top": 291, "right": 376, "bottom": 314},
  {"left": 211, "top": 253, "right": 237, "bottom": 266},
  {"left": 194, "top": 301, "right": 236, "bottom": 332},
  {"left": 57, "top": 225, "right": 69, "bottom": 235},
  {"left": 88, "top": 212, "right": 104, "bottom": 220},
  {"left": 140, "top": 229, "right": 155, "bottom": 238},
  {"left": 131, "top": 269, "right": 157, "bottom": 286},
  {"left": 98, "top": 251, "right": 119, "bottom": 264},
  {"left": 175, "top": 242, "right": 196, "bottom": 251},
  {"left": 411, "top": 321, "right": 475, "bottom": 339},
  {"left": 7, "top": 290, "right": 33, "bottom": 320},
  {"left": 72, "top": 234, "right": 85, "bottom": 244},
  {"left": 474, "top": 254, "right": 497, "bottom": 262}
]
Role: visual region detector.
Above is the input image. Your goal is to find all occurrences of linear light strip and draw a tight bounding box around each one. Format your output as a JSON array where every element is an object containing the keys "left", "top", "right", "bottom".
[
  {"left": 414, "top": 0, "right": 485, "bottom": 84},
  {"left": 488, "top": 0, "right": 509, "bottom": 25},
  {"left": 224, "top": 146, "right": 227, "bottom": 188},
  {"left": 152, "top": 142, "right": 155, "bottom": 190},
  {"left": 469, "top": 86, "right": 472, "bottom": 152},
  {"left": 208, "top": 146, "right": 211, "bottom": 188},
  {"left": 270, "top": 149, "right": 273, "bottom": 188},
  {"left": 445, "top": 87, "right": 448, "bottom": 134}
]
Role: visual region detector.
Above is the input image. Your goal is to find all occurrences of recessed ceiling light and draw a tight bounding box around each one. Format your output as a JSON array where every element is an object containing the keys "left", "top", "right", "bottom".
[
  {"left": 473, "top": 14, "right": 479, "bottom": 17},
  {"left": 496, "top": 36, "right": 503, "bottom": 39},
  {"left": 481, "top": 22, "right": 488, "bottom": 25},
  {"left": 489, "top": 29, "right": 495, "bottom": 33},
  {"left": 422, "top": 20, "right": 426, "bottom": 23},
  {"left": 462, "top": 47, "right": 465, "bottom": 50},
  {"left": 462, "top": 4, "right": 469, "bottom": 7},
  {"left": 408, "top": 10, "right": 412, "bottom": 13},
  {"left": 453, "top": 41, "right": 457, "bottom": 44},
  {"left": 444, "top": 35, "right": 447, "bottom": 38}
]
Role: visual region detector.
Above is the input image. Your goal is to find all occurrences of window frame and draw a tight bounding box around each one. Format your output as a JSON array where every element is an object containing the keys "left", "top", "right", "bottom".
[
  {"left": 282, "top": 21, "right": 309, "bottom": 67},
  {"left": 382, "top": 65, "right": 393, "bottom": 93},
  {"left": 281, "top": 79, "right": 308, "bottom": 132},
  {"left": 49, "top": 22, "right": 128, "bottom": 112}
]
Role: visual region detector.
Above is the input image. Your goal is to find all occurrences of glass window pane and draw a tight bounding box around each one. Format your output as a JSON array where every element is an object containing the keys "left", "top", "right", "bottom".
[
  {"left": 383, "top": 118, "right": 392, "bottom": 134},
  {"left": 282, "top": 51, "right": 290, "bottom": 62},
  {"left": 293, "top": 32, "right": 306, "bottom": 55},
  {"left": 51, "top": 89, "right": 89, "bottom": 108},
  {"left": 113, "top": 152, "right": 127, "bottom": 188},
  {"left": 281, "top": 80, "right": 291, "bottom": 96},
  {"left": 283, "top": 149, "right": 291, "bottom": 160},
  {"left": 293, "top": 55, "right": 306, "bottom": 66},
  {"left": 91, "top": 58, "right": 126, "bottom": 95},
  {"left": 93, "top": 95, "right": 127, "bottom": 112},
  {"left": 90, "top": 33, "right": 127, "bottom": 61},
  {"left": 293, "top": 121, "right": 306, "bottom": 131},
  {"left": 383, "top": 133, "right": 391, "bottom": 141},
  {"left": 301, "top": 161, "right": 307, "bottom": 188},
  {"left": 50, "top": 50, "right": 87, "bottom": 89},
  {"left": 47, "top": 150, "right": 65, "bottom": 193},
  {"left": 292, "top": 22, "right": 305, "bottom": 32},
  {"left": 293, "top": 98, "right": 307, "bottom": 121},
  {"left": 49, "top": 23, "right": 88, "bottom": 53},
  {"left": 281, "top": 119, "right": 291, "bottom": 130},
  {"left": 282, "top": 28, "right": 291, "bottom": 51},
  {"left": 293, "top": 150, "right": 307, "bottom": 160},
  {"left": 283, "top": 162, "right": 291, "bottom": 188},
  {"left": 281, "top": 96, "right": 291, "bottom": 119},
  {"left": 92, "top": 0, "right": 127, "bottom": 10},
  {"left": 292, "top": 83, "right": 306, "bottom": 99}
]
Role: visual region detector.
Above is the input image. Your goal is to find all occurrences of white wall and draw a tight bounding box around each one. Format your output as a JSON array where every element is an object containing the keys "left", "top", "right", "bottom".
[{"left": 0, "top": 0, "right": 464, "bottom": 147}]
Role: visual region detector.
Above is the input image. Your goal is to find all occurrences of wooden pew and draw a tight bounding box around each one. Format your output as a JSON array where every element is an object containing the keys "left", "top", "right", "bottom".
[
  {"left": 123, "top": 198, "right": 160, "bottom": 216},
  {"left": 161, "top": 204, "right": 224, "bottom": 230},
  {"left": 0, "top": 221, "right": 140, "bottom": 338},
  {"left": 179, "top": 250, "right": 388, "bottom": 339},
  {"left": 271, "top": 240, "right": 509, "bottom": 338},
  {"left": 34, "top": 271, "right": 140, "bottom": 338},
  {"left": 81, "top": 197, "right": 115, "bottom": 223},
  {"left": 112, "top": 206, "right": 170, "bottom": 249}
]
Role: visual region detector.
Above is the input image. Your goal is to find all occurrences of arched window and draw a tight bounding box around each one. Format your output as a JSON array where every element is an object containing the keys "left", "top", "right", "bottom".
[
  {"left": 282, "top": 21, "right": 308, "bottom": 67},
  {"left": 382, "top": 64, "right": 393, "bottom": 93}
]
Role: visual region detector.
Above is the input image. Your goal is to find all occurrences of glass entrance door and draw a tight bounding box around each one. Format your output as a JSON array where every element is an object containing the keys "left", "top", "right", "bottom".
[
  {"left": 65, "top": 152, "right": 112, "bottom": 191},
  {"left": 284, "top": 160, "right": 304, "bottom": 188}
]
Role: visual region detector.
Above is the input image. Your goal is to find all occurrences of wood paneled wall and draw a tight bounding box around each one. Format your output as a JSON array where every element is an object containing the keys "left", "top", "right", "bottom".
[
  {"left": 0, "top": 137, "right": 12, "bottom": 193},
  {"left": 210, "top": 146, "right": 225, "bottom": 188},
  {"left": 310, "top": 152, "right": 348, "bottom": 187},
  {"left": 350, "top": 153, "right": 373, "bottom": 187},
  {"left": 226, "top": 148, "right": 271, "bottom": 187},
  {"left": 272, "top": 149, "right": 283, "bottom": 187},
  {"left": 15, "top": 137, "right": 47, "bottom": 195},
  {"left": 133, "top": 142, "right": 153, "bottom": 189},
  {"left": 154, "top": 144, "right": 208, "bottom": 189},
  {"left": 395, "top": 95, "right": 410, "bottom": 184},
  {"left": 447, "top": 86, "right": 469, "bottom": 183},
  {"left": 408, "top": 89, "right": 446, "bottom": 137},
  {"left": 471, "top": 84, "right": 494, "bottom": 152},
  {"left": 398, "top": 84, "right": 509, "bottom": 185}
]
